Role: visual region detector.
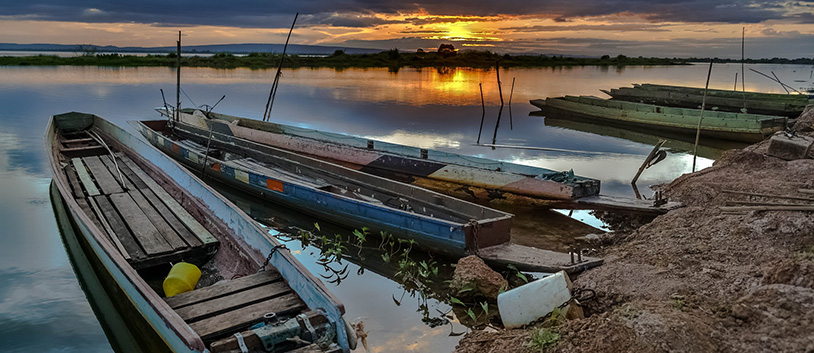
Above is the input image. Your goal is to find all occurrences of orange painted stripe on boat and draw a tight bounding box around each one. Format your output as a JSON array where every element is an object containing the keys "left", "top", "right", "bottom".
[
  {"left": 266, "top": 178, "right": 284, "bottom": 192},
  {"left": 212, "top": 163, "right": 221, "bottom": 172},
  {"left": 172, "top": 144, "right": 180, "bottom": 154}
]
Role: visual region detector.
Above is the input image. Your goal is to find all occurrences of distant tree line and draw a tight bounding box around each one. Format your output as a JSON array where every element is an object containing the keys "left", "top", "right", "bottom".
[{"left": 685, "top": 57, "right": 814, "bottom": 65}]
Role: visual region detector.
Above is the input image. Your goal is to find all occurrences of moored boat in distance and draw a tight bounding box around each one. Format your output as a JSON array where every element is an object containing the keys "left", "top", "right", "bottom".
[
  {"left": 601, "top": 83, "right": 811, "bottom": 117},
  {"left": 158, "top": 108, "right": 601, "bottom": 202},
  {"left": 136, "top": 118, "right": 603, "bottom": 273},
  {"left": 47, "top": 112, "right": 352, "bottom": 352},
  {"left": 531, "top": 95, "right": 787, "bottom": 143}
]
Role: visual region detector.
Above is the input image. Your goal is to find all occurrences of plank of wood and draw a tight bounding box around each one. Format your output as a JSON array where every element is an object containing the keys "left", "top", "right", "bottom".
[
  {"left": 166, "top": 271, "right": 281, "bottom": 309},
  {"left": 127, "top": 190, "right": 187, "bottom": 251},
  {"left": 98, "top": 155, "right": 133, "bottom": 190},
  {"left": 138, "top": 188, "right": 202, "bottom": 248},
  {"left": 86, "top": 197, "right": 131, "bottom": 261},
  {"left": 188, "top": 292, "right": 305, "bottom": 341},
  {"left": 478, "top": 243, "right": 603, "bottom": 274},
  {"left": 720, "top": 205, "right": 814, "bottom": 212},
  {"left": 64, "top": 166, "right": 84, "bottom": 198},
  {"left": 110, "top": 155, "right": 148, "bottom": 189},
  {"left": 83, "top": 156, "right": 124, "bottom": 195},
  {"left": 92, "top": 195, "right": 144, "bottom": 259},
  {"left": 175, "top": 280, "right": 293, "bottom": 322},
  {"left": 72, "top": 158, "right": 100, "bottom": 197},
  {"left": 118, "top": 155, "right": 218, "bottom": 246},
  {"left": 109, "top": 193, "right": 173, "bottom": 256}
]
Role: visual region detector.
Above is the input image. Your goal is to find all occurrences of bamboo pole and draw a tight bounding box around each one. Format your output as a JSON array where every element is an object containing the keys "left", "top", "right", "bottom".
[
  {"left": 491, "top": 61, "right": 505, "bottom": 147},
  {"left": 734, "top": 72, "right": 738, "bottom": 91},
  {"left": 476, "top": 83, "right": 485, "bottom": 144},
  {"left": 692, "top": 59, "right": 714, "bottom": 173},
  {"left": 632, "top": 140, "right": 666, "bottom": 186},
  {"left": 263, "top": 13, "right": 298, "bottom": 122},
  {"left": 508, "top": 77, "right": 516, "bottom": 130},
  {"left": 175, "top": 31, "right": 181, "bottom": 124}
]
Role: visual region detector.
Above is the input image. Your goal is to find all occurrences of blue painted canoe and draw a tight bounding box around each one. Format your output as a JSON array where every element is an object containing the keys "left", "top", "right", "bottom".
[
  {"left": 136, "top": 119, "right": 514, "bottom": 257},
  {"left": 47, "top": 112, "right": 351, "bottom": 352}
]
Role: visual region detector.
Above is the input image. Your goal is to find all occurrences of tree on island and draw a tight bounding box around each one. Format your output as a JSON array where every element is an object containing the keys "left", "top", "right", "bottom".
[{"left": 438, "top": 44, "right": 456, "bottom": 57}]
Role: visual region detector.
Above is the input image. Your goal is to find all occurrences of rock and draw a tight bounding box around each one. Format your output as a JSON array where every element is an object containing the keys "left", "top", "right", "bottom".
[
  {"left": 450, "top": 255, "right": 508, "bottom": 301},
  {"left": 766, "top": 132, "right": 814, "bottom": 160}
]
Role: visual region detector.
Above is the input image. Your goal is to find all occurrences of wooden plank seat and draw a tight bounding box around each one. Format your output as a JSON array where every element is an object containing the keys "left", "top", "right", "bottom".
[
  {"left": 165, "top": 271, "right": 307, "bottom": 342},
  {"left": 60, "top": 143, "right": 218, "bottom": 269}
]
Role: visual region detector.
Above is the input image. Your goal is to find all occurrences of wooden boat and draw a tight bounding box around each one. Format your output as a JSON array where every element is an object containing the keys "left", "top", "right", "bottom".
[
  {"left": 531, "top": 96, "right": 787, "bottom": 143},
  {"left": 601, "top": 83, "right": 811, "bottom": 117},
  {"left": 158, "top": 108, "right": 600, "bottom": 201},
  {"left": 47, "top": 112, "right": 352, "bottom": 352},
  {"left": 135, "top": 118, "right": 603, "bottom": 273}
]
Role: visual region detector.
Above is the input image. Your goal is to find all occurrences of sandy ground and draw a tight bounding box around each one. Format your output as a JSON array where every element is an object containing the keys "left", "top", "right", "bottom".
[{"left": 455, "top": 106, "right": 814, "bottom": 353}]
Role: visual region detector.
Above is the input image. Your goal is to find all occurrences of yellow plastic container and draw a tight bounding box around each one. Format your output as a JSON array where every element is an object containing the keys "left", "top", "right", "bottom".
[{"left": 163, "top": 262, "right": 201, "bottom": 297}]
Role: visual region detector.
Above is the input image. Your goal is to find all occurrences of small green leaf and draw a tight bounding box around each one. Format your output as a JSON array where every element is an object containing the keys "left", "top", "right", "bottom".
[
  {"left": 449, "top": 297, "right": 465, "bottom": 306},
  {"left": 314, "top": 222, "right": 321, "bottom": 231},
  {"left": 466, "top": 308, "right": 476, "bottom": 321},
  {"left": 516, "top": 272, "right": 529, "bottom": 283},
  {"left": 507, "top": 264, "right": 518, "bottom": 271},
  {"left": 480, "top": 302, "right": 489, "bottom": 315}
]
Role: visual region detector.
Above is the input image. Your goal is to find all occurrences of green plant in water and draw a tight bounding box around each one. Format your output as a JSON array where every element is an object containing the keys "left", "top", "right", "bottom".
[{"left": 526, "top": 327, "right": 560, "bottom": 352}]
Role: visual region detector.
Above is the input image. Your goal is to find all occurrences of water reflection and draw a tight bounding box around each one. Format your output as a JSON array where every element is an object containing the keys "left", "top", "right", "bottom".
[{"left": 1, "top": 63, "right": 806, "bottom": 352}]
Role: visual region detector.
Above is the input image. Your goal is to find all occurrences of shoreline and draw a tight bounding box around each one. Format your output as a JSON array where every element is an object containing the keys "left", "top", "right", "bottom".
[{"left": 456, "top": 105, "right": 814, "bottom": 352}]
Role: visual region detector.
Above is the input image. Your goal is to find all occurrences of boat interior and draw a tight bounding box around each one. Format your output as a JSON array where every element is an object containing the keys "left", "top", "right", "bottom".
[
  {"left": 51, "top": 114, "right": 341, "bottom": 352},
  {"left": 143, "top": 119, "right": 510, "bottom": 227}
]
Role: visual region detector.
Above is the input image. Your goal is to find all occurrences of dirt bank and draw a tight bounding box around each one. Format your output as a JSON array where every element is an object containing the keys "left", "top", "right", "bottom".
[{"left": 455, "top": 106, "right": 814, "bottom": 353}]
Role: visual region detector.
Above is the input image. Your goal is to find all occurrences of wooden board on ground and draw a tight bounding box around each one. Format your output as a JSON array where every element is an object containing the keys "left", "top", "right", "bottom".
[
  {"left": 174, "top": 279, "right": 293, "bottom": 322},
  {"left": 188, "top": 292, "right": 304, "bottom": 341},
  {"left": 479, "top": 243, "right": 603, "bottom": 274},
  {"left": 72, "top": 158, "right": 100, "bottom": 197},
  {"left": 108, "top": 193, "right": 173, "bottom": 256},
  {"left": 127, "top": 190, "right": 187, "bottom": 251},
  {"left": 166, "top": 270, "right": 281, "bottom": 309},
  {"left": 118, "top": 154, "right": 218, "bottom": 246},
  {"left": 82, "top": 156, "right": 124, "bottom": 195},
  {"left": 574, "top": 194, "right": 682, "bottom": 214},
  {"left": 92, "top": 195, "right": 144, "bottom": 259},
  {"left": 64, "top": 166, "right": 84, "bottom": 198}
]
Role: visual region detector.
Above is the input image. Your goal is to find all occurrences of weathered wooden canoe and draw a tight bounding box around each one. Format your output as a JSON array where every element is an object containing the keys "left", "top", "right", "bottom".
[
  {"left": 601, "top": 84, "right": 810, "bottom": 117},
  {"left": 531, "top": 96, "right": 787, "bottom": 143},
  {"left": 47, "top": 112, "right": 352, "bottom": 352},
  {"left": 136, "top": 118, "right": 602, "bottom": 273},
  {"left": 159, "top": 108, "right": 600, "bottom": 201}
]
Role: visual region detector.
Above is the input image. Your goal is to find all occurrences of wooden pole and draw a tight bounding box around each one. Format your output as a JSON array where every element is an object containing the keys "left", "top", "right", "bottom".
[
  {"left": 741, "top": 27, "right": 745, "bottom": 92},
  {"left": 692, "top": 59, "right": 714, "bottom": 173},
  {"left": 491, "top": 61, "right": 505, "bottom": 147},
  {"left": 734, "top": 72, "right": 738, "bottom": 91},
  {"left": 176, "top": 31, "right": 181, "bottom": 124},
  {"left": 476, "top": 83, "right": 485, "bottom": 144},
  {"left": 263, "top": 12, "right": 299, "bottom": 122},
  {"left": 772, "top": 71, "right": 790, "bottom": 94},
  {"left": 632, "top": 139, "right": 666, "bottom": 186},
  {"left": 508, "top": 77, "right": 516, "bottom": 130}
]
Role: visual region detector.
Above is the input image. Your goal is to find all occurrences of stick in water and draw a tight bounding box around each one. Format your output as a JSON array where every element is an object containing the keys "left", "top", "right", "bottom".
[
  {"left": 692, "top": 59, "right": 714, "bottom": 173},
  {"left": 476, "top": 83, "right": 485, "bottom": 144}
]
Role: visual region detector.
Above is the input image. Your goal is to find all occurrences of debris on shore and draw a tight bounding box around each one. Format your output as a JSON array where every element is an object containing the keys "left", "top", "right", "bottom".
[{"left": 455, "top": 106, "right": 814, "bottom": 353}]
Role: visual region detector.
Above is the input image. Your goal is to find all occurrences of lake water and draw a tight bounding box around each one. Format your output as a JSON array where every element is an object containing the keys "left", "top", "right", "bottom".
[{"left": 1, "top": 63, "right": 812, "bottom": 353}]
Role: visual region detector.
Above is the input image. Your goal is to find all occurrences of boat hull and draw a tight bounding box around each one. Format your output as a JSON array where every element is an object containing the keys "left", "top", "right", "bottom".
[
  {"left": 170, "top": 109, "right": 599, "bottom": 201},
  {"left": 136, "top": 120, "right": 513, "bottom": 257},
  {"left": 51, "top": 181, "right": 174, "bottom": 353},
  {"left": 48, "top": 113, "right": 350, "bottom": 352},
  {"left": 605, "top": 87, "right": 806, "bottom": 117},
  {"left": 533, "top": 96, "right": 786, "bottom": 143}
]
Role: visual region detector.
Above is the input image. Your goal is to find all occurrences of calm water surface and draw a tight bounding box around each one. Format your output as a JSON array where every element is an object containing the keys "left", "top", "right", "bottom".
[{"left": 1, "top": 63, "right": 812, "bottom": 352}]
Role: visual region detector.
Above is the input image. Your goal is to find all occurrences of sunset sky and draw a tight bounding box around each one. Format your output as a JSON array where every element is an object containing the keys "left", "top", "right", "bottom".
[{"left": 0, "top": 0, "right": 812, "bottom": 58}]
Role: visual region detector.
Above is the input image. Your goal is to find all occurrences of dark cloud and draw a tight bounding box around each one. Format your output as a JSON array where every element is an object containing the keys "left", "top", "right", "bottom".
[
  {"left": 501, "top": 24, "right": 671, "bottom": 33},
  {"left": 0, "top": 0, "right": 800, "bottom": 28}
]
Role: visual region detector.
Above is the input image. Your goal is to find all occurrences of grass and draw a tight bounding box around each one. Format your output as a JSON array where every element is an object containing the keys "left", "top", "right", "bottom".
[
  {"left": 526, "top": 327, "right": 560, "bottom": 352},
  {"left": 0, "top": 50, "right": 689, "bottom": 69}
]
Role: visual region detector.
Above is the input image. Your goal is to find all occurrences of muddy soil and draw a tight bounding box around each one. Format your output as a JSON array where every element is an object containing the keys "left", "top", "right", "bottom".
[{"left": 455, "top": 107, "right": 814, "bottom": 353}]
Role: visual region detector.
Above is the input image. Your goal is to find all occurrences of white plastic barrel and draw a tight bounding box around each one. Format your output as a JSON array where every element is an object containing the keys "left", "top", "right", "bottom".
[{"left": 497, "top": 270, "right": 572, "bottom": 328}]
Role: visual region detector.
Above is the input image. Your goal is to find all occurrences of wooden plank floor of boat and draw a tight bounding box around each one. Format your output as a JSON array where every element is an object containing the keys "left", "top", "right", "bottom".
[
  {"left": 164, "top": 270, "right": 307, "bottom": 343},
  {"left": 60, "top": 131, "right": 218, "bottom": 269}
]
